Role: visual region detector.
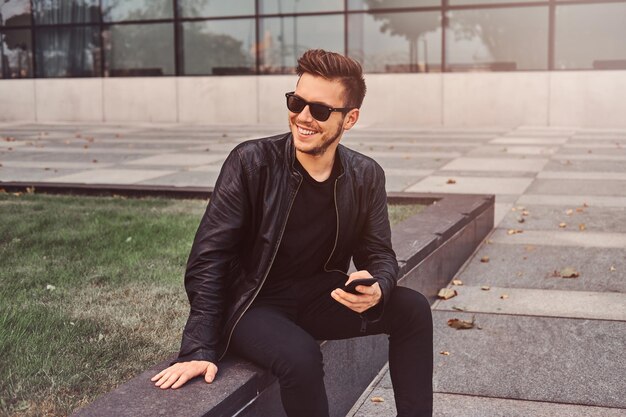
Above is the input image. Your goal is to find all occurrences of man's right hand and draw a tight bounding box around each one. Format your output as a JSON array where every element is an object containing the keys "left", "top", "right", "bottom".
[{"left": 151, "top": 360, "right": 218, "bottom": 389}]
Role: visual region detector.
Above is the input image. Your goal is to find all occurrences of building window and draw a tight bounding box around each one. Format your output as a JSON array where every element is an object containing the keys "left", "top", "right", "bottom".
[
  {"left": 260, "top": 0, "right": 344, "bottom": 14},
  {"left": 181, "top": 19, "right": 255, "bottom": 75},
  {"left": 104, "top": 23, "right": 175, "bottom": 76},
  {"left": 33, "top": 0, "right": 100, "bottom": 25},
  {"left": 446, "top": 6, "right": 549, "bottom": 71},
  {"left": 179, "top": 0, "right": 255, "bottom": 18},
  {"left": 102, "top": 0, "right": 173, "bottom": 22},
  {"left": 349, "top": 0, "right": 441, "bottom": 10},
  {"left": 0, "top": 29, "right": 32, "bottom": 78},
  {"left": 259, "top": 14, "right": 344, "bottom": 74},
  {"left": 35, "top": 26, "right": 101, "bottom": 77},
  {"left": 555, "top": 2, "right": 626, "bottom": 70},
  {"left": 348, "top": 11, "right": 442, "bottom": 73},
  {"left": 0, "top": 0, "right": 31, "bottom": 27}
]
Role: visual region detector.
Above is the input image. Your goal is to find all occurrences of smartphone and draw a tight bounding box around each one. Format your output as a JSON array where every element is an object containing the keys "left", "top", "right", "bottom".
[{"left": 342, "top": 278, "right": 377, "bottom": 294}]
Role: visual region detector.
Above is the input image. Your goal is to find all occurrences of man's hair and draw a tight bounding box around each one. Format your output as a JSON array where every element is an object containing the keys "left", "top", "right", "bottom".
[{"left": 296, "top": 49, "right": 366, "bottom": 109}]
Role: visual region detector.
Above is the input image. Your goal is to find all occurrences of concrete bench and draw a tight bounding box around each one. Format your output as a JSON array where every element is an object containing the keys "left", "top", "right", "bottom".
[{"left": 72, "top": 192, "right": 494, "bottom": 417}]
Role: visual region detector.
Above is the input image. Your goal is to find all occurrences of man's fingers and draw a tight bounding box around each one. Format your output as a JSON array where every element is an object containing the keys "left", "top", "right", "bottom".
[
  {"left": 151, "top": 369, "right": 166, "bottom": 381},
  {"left": 160, "top": 372, "right": 182, "bottom": 390},
  {"left": 171, "top": 373, "right": 190, "bottom": 389}
]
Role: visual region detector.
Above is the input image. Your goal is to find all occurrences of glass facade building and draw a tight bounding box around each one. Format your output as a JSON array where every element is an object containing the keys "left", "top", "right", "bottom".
[{"left": 1, "top": 0, "right": 625, "bottom": 79}]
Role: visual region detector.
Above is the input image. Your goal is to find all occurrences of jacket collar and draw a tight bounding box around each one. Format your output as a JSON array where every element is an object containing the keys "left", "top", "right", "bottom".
[{"left": 284, "top": 132, "right": 346, "bottom": 178}]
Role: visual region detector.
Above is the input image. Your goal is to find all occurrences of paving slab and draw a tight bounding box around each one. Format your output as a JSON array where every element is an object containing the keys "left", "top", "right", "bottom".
[
  {"left": 489, "top": 137, "right": 568, "bottom": 145},
  {"left": 490, "top": 228, "right": 626, "bottom": 248},
  {"left": 439, "top": 157, "right": 549, "bottom": 172},
  {"left": 525, "top": 178, "right": 626, "bottom": 196},
  {"left": 466, "top": 145, "right": 560, "bottom": 156},
  {"left": 431, "top": 312, "right": 625, "bottom": 408},
  {"left": 457, "top": 243, "right": 626, "bottom": 292},
  {"left": 543, "top": 159, "right": 626, "bottom": 173},
  {"left": 124, "top": 153, "right": 228, "bottom": 166},
  {"left": 538, "top": 171, "right": 626, "bottom": 181},
  {"left": 374, "top": 157, "right": 451, "bottom": 170},
  {"left": 434, "top": 170, "right": 537, "bottom": 178},
  {"left": 0, "top": 161, "right": 116, "bottom": 170},
  {"left": 353, "top": 390, "right": 626, "bottom": 417},
  {"left": 557, "top": 147, "right": 626, "bottom": 156},
  {"left": 137, "top": 171, "right": 220, "bottom": 187},
  {"left": 383, "top": 175, "right": 426, "bottom": 192},
  {"left": 48, "top": 169, "right": 175, "bottom": 184},
  {"left": 498, "top": 204, "right": 626, "bottom": 233},
  {"left": 434, "top": 286, "right": 626, "bottom": 321},
  {"left": 552, "top": 153, "right": 626, "bottom": 162},
  {"left": 0, "top": 166, "right": 81, "bottom": 182},
  {"left": 517, "top": 194, "right": 626, "bottom": 208},
  {"left": 406, "top": 176, "right": 533, "bottom": 195}
]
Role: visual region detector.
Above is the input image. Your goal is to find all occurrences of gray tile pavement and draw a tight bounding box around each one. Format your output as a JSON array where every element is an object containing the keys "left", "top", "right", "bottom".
[{"left": 1, "top": 122, "right": 625, "bottom": 416}]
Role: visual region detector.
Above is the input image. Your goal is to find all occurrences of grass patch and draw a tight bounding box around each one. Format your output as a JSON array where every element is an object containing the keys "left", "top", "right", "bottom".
[{"left": 0, "top": 193, "right": 424, "bottom": 416}]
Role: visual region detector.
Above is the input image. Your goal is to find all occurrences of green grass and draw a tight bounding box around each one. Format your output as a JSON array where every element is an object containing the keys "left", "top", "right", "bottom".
[{"left": 0, "top": 193, "right": 424, "bottom": 416}]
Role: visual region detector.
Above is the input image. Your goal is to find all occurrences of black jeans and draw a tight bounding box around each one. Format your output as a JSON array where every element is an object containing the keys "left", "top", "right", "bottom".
[{"left": 229, "top": 272, "right": 433, "bottom": 417}]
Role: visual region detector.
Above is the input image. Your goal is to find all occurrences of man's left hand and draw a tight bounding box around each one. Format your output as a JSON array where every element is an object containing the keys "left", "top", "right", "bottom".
[{"left": 331, "top": 270, "right": 381, "bottom": 313}]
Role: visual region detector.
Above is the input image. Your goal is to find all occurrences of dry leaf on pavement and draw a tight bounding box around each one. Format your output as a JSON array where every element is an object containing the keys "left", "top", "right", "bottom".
[
  {"left": 447, "top": 316, "right": 475, "bottom": 330},
  {"left": 481, "top": 285, "right": 491, "bottom": 291},
  {"left": 438, "top": 288, "right": 458, "bottom": 300},
  {"left": 560, "top": 267, "right": 580, "bottom": 278},
  {"left": 559, "top": 222, "right": 567, "bottom": 228},
  {"left": 439, "top": 351, "right": 451, "bottom": 356},
  {"left": 371, "top": 397, "right": 385, "bottom": 403},
  {"left": 610, "top": 265, "right": 616, "bottom": 272},
  {"left": 579, "top": 223, "right": 586, "bottom": 231},
  {"left": 446, "top": 179, "right": 457, "bottom": 184},
  {"left": 507, "top": 229, "right": 523, "bottom": 235},
  {"left": 500, "top": 294, "right": 509, "bottom": 300},
  {"left": 565, "top": 209, "right": 574, "bottom": 215},
  {"left": 452, "top": 279, "right": 463, "bottom": 286},
  {"left": 480, "top": 256, "right": 490, "bottom": 263}
]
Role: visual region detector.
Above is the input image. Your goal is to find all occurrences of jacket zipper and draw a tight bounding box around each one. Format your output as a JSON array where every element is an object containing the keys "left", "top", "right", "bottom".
[
  {"left": 323, "top": 176, "right": 348, "bottom": 277},
  {"left": 218, "top": 176, "right": 302, "bottom": 361}
]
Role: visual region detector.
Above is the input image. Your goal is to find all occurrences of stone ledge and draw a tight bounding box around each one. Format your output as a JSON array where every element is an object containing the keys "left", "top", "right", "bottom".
[{"left": 40, "top": 188, "right": 493, "bottom": 417}]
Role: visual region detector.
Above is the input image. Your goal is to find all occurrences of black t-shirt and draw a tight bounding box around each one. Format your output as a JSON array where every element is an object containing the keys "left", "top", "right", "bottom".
[{"left": 254, "top": 155, "right": 340, "bottom": 307}]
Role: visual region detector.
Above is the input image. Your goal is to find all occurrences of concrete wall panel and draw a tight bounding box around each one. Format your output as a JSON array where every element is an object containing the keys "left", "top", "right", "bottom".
[
  {"left": 35, "top": 78, "right": 103, "bottom": 122},
  {"left": 361, "top": 73, "right": 443, "bottom": 127},
  {"left": 550, "top": 71, "right": 626, "bottom": 128},
  {"left": 103, "top": 77, "right": 177, "bottom": 122},
  {"left": 443, "top": 72, "right": 549, "bottom": 127},
  {"left": 257, "top": 75, "right": 298, "bottom": 125},
  {"left": 0, "top": 79, "right": 36, "bottom": 121},
  {"left": 178, "top": 76, "right": 258, "bottom": 124}
]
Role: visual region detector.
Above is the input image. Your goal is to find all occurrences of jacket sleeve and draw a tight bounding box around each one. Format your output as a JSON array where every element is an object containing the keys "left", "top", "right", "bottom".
[
  {"left": 173, "top": 148, "right": 250, "bottom": 364},
  {"left": 352, "top": 164, "right": 399, "bottom": 321}
]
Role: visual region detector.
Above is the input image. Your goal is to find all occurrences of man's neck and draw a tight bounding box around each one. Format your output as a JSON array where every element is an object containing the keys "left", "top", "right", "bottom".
[{"left": 296, "top": 149, "right": 337, "bottom": 182}]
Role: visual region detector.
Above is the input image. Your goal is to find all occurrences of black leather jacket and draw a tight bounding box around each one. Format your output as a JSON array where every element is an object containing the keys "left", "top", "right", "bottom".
[{"left": 176, "top": 133, "right": 398, "bottom": 364}]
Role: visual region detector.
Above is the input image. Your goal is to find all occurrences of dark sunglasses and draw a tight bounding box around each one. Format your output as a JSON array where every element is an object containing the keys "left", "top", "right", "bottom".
[{"left": 285, "top": 92, "right": 354, "bottom": 122}]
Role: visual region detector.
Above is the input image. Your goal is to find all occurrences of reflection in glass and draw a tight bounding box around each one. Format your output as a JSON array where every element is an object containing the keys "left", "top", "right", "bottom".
[
  {"left": 182, "top": 20, "right": 255, "bottom": 75},
  {"left": 260, "top": 0, "right": 343, "bottom": 14},
  {"left": 102, "top": 0, "right": 173, "bottom": 22},
  {"left": 35, "top": 26, "right": 101, "bottom": 77},
  {"left": 259, "top": 15, "right": 344, "bottom": 74},
  {"left": 33, "top": 0, "right": 99, "bottom": 24},
  {"left": 0, "top": 29, "right": 31, "bottom": 78},
  {"left": 555, "top": 3, "right": 626, "bottom": 70},
  {"left": 104, "top": 23, "right": 174, "bottom": 76},
  {"left": 179, "top": 0, "right": 254, "bottom": 18},
  {"left": 446, "top": 7, "right": 548, "bottom": 71},
  {"left": 349, "top": 0, "right": 440, "bottom": 11},
  {"left": 449, "top": 0, "right": 536, "bottom": 5},
  {"left": 0, "top": 0, "right": 31, "bottom": 26},
  {"left": 348, "top": 11, "right": 441, "bottom": 73}
]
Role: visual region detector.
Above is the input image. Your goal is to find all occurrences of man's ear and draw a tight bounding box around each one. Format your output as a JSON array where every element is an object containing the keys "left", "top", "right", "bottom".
[{"left": 343, "top": 108, "right": 360, "bottom": 131}]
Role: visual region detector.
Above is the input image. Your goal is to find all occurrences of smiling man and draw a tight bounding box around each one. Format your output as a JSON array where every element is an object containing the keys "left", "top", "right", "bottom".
[{"left": 152, "top": 49, "right": 433, "bottom": 417}]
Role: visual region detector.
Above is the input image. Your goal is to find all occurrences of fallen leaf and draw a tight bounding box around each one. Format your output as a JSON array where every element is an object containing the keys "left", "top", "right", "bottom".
[
  {"left": 560, "top": 267, "right": 580, "bottom": 278},
  {"left": 511, "top": 207, "right": 517, "bottom": 212},
  {"left": 439, "top": 351, "right": 451, "bottom": 356},
  {"left": 98, "top": 333, "right": 105, "bottom": 342},
  {"left": 517, "top": 216, "right": 525, "bottom": 223},
  {"left": 521, "top": 210, "right": 530, "bottom": 216},
  {"left": 565, "top": 209, "right": 574, "bottom": 216},
  {"left": 452, "top": 279, "right": 463, "bottom": 286},
  {"left": 500, "top": 294, "right": 509, "bottom": 300},
  {"left": 583, "top": 202, "right": 589, "bottom": 208},
  {"left": 447, "top": 316, "right": 475, "bottom": 330},
  {"left": 438, "top": 288, "right": 458, "bottom": 300},
  {"left": 525, "top": 245, "right": 536, "bottom": 252},
  {"left": 452, "top": 305, "right": 466, "bottom": 311},
  {"left": 92, "top": 159, "right": 98, "bottom": 163},
  {"left": 579, "top": 223, "right": 586, "bottom": 231},
  {"left": 371, "top": 397, "right": 385, "bottom": 403},
  {"left": 13, "top": 192, "right": 23, "bottom": 197},
  {"left": 576, "top": 207, "right": 585, "bottom": 213},
  {"left": 125, "top": 237, "right": 132, "bottom": 242},
  {"left": 480, "top": 256, "right": 490, "bottom": 263},
  {"left": 46, "top": 284, "right": 56, "bottom": 291},
  {"left": 481, "top": 285, "right": 491, "bottom": 291},
  {"left": 485, "top": 239, "right": 493, "bottom": 244},
  {"left": 507, "top": 229, "right": 523, "bottom": 235},
  {"left": 26, "top": 186, "right": 35, "bottom": 194},
  {"left": 559, "top": 222, "right": 567, "bottom": 228},
  {"left": 610, "top": 265, "right": 616, "bottom": 272},
  {"left": 446, "top": 179, "right": 456, "bottom": 184}
]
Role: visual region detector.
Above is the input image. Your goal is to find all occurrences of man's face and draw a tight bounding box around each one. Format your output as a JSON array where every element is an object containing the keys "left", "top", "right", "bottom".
[{"left": 288, "top": 73, "right": 358, "bottom": 158}]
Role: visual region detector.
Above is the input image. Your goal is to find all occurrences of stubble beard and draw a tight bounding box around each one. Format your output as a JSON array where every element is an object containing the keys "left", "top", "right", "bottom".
[{"left": 291, "top": 117, "right": 344, "bottom": 157}]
